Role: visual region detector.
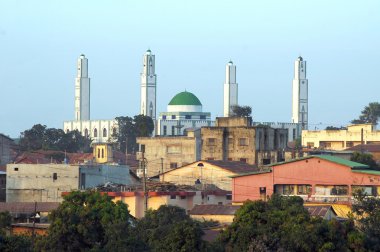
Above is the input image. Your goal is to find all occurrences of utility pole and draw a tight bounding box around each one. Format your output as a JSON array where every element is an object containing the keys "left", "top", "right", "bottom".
[
  {"left": 32, "top": 201, "right": 37, "bottom": 247},
  {"left": 141, "top": 152, "right": 148, "bottom": 214}
]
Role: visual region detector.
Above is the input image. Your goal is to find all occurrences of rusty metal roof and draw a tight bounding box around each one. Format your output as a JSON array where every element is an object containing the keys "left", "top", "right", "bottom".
[
  {"left": 0, "top": 202, "right": 60, "bottom": 214},
  {"left": 189, "top": 204, "right": 240, "bottom": 215},
  {"left": 304, "top": 205, "right": 336, "bottom": 218},
  {"left": 199, "top": 160, "right": 258, "bottom": 174}
]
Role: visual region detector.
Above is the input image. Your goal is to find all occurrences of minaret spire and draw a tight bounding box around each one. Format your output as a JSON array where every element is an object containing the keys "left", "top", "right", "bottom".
[
  {"left": 292, "top": 56, "right": 308, "bottom": 130},
  {"left": 223, "top": 60, "right": 238, "bottom": 117},
  {"left": 74, "top": 54, "right": 90, "bottom": 121},
  {"left": 140, "top": 49, "right": 157, "bottom": 120}
]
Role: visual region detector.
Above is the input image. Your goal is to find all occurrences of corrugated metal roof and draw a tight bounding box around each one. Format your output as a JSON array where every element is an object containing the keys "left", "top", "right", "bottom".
[
  {"left": 304, "top": 205, "right": 333, "bottom": 218},
  {"left": 189, "top": 204, "right": 240, "bottom": 215},
  {"left": 199, "top": 160, "right": 258, "bottom": 174},
  {"left": 0, "top": 202, "right": 60, "bottom": 213},
  {"left": 346, "top": 144, "right": 380, "bottom": 152}
]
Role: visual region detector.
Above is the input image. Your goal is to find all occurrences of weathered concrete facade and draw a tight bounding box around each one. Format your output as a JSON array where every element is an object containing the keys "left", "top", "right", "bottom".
[
  {"left": 6, "top": 164, "right": 137, "bottom": 202},
  {"left": 302, "top": 124, "right": 380, "bottom": 150},
  {"left": 201, "top": 117, "right": 288, "bottom": 166},
  {"left": 136, "top": 129, "right": 201, "bottom": 177},
  {"left": 0, "top": 134, "right": 14, "bottom": 166}
]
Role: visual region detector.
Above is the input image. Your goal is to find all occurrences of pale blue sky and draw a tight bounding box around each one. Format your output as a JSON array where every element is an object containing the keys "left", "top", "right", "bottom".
[{"left": 0, "top": 0, "right": 379, "bottom": 137}]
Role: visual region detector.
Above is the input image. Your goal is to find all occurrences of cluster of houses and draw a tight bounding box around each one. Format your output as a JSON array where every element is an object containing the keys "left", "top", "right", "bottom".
[{"left": 2, "top": 117, "right": 380, "bottom": 236}]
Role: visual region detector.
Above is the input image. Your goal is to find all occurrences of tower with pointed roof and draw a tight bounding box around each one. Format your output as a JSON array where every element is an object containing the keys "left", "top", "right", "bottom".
[
  {"left": 223, "top": 60, "right": 238, "bottom": 117},
  {"left": 140, "top": 49, "right": 157, "bottom": 120},
  {"left": 75, "top": 54, "right": 90, "bottom": 120},
  {"left": 292, "top": 56, "right": 308, "bottom": 130}
]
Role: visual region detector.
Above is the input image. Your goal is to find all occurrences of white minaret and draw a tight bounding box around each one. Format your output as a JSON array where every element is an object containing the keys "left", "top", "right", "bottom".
[
  {"left": 292, "top": 56, "right": 308, "bottom": 130},
  {"left": 140, "top": 49, "right": 157, "bottom": 120},
  {"left": 223, "top": 60, "right": 238, "bottom": 117},
  {"left": 75, "top": 54, "right": 90, "bottom": 121}
]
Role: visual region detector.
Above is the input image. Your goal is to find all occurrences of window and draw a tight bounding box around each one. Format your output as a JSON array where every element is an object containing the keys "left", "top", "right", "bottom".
[
  {"left": 226, "top": 194, "right": 232, "bottom": 200},
  {"left": 239, "top": 138, "right": 248, "bottom": 146},
  {"left": 171, "top": 126, "right": 176, "bottom": 135},
  {"left": 53, "top": 173, "right": 57, "bottom": 181},
  {"left": 103, "top": 128, "right": 107, "bottom": 137},
  {"left": 227, "top": 158, "right": 233, "bottom": 161},
  {"left": 162, "top": 115, "right": 167, "bottom": 120},
  {"left": 180, "top": 196, "right": 186, "bottom": 200},
  {"left": 101, "top": 148, "right": 104, "bottom": 158},
  {"left": 218, "top": 202, "right": 223, "bottom": 205},
  {"left": 112, "top": 127, "right": 117, "bottom": 136},
  {"left": 84, "top": 128, "right": 89, "bottom": 138},
  {"left": 262, "top": 158, "right": 271, "bottom": 165},
  {"left": 240, "top": 158, "right": 247, "bottom": 163},
  {"left": 163, "top": 126, "right": 167, "bottom": 135},
  {"left": 171, "top": 115, "right": 176, "bottom": 119},
  {"left": 185, "top": 115, "right": 191, "bottom": 119},
  {"left": 207, "top": 138, "right": 216, "bottom": 145},
  {"left": 14, "top": 167, "right": 18, "bottom": 171},
  {"left": 170, "top": 195, "right": 176, "bottom": 199},
  {"left": 346, "top": 142, "right": 354, "bottom": 148},
  {"left": 140, "top": 144, "right": 145, "bottom": 153},
  {"left": 207, "top": 157, "right": 215, "bottom": 160},
  {"left": 94, "top": 128, "right": 98, "bottom": 137},
  {"left": 292, "top": 129, "right": 296, "bottom": 140},
  {"left": 307, "top": 142, "right": 314, "bottom": 148},
  {"left": 200, "top": 115, "right": 206, "bottom": 120},
  {"left": 97, "top": 148, "right": 100, "bottom": 158},
  {"left": 170, "top": 163, "right": 178, "bottom": 169},
  {"left": 297, "top": 185, "right": 312, "bottom": 195}
]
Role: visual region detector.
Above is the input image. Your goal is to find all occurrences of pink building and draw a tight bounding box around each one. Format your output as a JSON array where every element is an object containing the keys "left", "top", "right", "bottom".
[{"left": 232, "top": 155, "right": 380, "bottom": 204}]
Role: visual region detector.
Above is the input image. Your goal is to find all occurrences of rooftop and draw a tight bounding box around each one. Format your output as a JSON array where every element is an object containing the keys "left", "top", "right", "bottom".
[
  {"left": 189, "top": 204, "right": 240, "bottom": 215},
  {"left": 168, "top": 91, "right": 202, "bottom": 106}
]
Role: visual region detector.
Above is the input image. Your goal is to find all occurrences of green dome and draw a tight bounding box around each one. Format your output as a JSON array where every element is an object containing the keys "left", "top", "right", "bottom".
[{"left": 168, "top": 91, "right": 202, "bottom": 106}]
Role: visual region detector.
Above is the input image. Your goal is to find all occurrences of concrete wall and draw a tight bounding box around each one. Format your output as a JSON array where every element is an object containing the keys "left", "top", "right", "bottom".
[
  {"left": 302, "top": 124, "right": 380, "bottom": 150},
  {"left": 232, "top": 157, "right": 380, "bottom": 203},
  {"left": 137, "top": 133, "right": 200, "bottom": 177},
  {"left": 6, "top": 164, "right": 135, "bottom": 202},
  {"left": 160, "top": 161, "right": 234, "bottom": 191}
]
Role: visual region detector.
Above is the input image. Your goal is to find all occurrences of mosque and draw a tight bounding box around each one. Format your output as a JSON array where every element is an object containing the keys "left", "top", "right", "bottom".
[{"left": 64, "top": 50, "right": 306, "bottom": 143}]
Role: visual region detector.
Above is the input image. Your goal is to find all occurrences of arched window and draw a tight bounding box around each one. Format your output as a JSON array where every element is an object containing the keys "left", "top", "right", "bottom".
[
  {"left": 101, "top": 148, "right": 104, "bottom": 158},
  {"left": 97, "top": 148, "right": 100, "bottom": 158},
  {"left": 103, "top": 128, "right": 107, "bottom": 137},
  {"left": 94, "top": 128, "right": 98, "bottom": 137},
  {"left": 84, "top": 129, "right": 88, "bottom": 138},
  {"left": 112, "top": 127, "right": 117, "bottom": 136}
]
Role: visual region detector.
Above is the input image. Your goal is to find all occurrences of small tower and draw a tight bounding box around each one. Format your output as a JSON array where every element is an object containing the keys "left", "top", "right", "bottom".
[
  {"left": 74, "top": 54, "right": 90, "bottom": 121},
  {"left": 292, "top": 56, "right": 308, "bottom": 130},
  {"left": 140, "top": 49, "right": 157, "bottom": 120},
  {"left": 223, "top": 60, "right": 238, "bottom": 117}
]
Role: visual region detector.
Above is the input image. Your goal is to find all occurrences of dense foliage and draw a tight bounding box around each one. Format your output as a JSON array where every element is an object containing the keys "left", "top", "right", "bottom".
[
  {"left": 216, "top": 195, "right": 360, "bottom": 252},
  {"left": 0, "top": 211, "right": 32, "bottom": 252},
  {"left": 351, "top": 102, "right": 380, "bottom": 125},
  {"left": 35, "top": 191, "right": 142, "bottom": 251},
  {"left": 19, "top": 124, "right": 92, "bottom": 153},
  {"left": 231, "top": 105, "right": 252, "bottom": 118},
  {"left": 137, "top": 205, "right": 207, "bottom": 251},
  {"left": 351, "top": 151, "right": 378, "bottom": 169},
  {"left": 113, "top": 115, "right": 154, "bottom": 153}
]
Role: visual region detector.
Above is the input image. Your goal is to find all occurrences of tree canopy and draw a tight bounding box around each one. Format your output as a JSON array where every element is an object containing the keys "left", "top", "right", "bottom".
[
  {"left": 113, "top": 115, "right": 154, "bottom": 153},
  {"left": 136, "top": 205, "right": 207, "bottom": 251},
  {"left": 217, "top": 195, "right": 359, "bottom": 251},
  {"left": 35, "top": 191, "right": 142, "bottom": 251},
  {"left": 351, "top": 152, "right": 378, "bottom": 170},
  {"left": 231, "top": 105, "right": 252, "bottom": 118},
  {"left": 19, "top": 124, "right": 92, "bottom": 153},
  {"left": 351, "top": 102, "right": 380, "bottom": 125}
]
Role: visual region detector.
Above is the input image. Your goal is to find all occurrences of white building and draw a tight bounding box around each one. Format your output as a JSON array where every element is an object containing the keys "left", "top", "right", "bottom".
[
  {"left": 292, "top": 56, "right": 308, "bottom": 130},
  {"left": 157, "top": 91, "right": 214, "bottom": 136},
  {"left": 140, "top": 49, "right": 157, "bottom": 120},
  {"left": 223, "top": 61, "right": 238, "bottom": 117},
  {"left": 75, "top": 54, "right": 90, "bottom": 121},
  {"left": 64, "top": 54, "right": 117, "bottom": 143}
]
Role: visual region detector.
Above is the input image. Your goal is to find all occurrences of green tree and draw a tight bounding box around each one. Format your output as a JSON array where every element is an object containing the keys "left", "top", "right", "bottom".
[
  {"left": 217, "top": 195, "right": 356, "bottom": 252},
  {"left": 351, "top": 102, "right": 380, "bottom": 125},
  {"left": 35, "top": 191, "right": 140, "bottom": 251},
  {"left": 137, "top": 205, "right": 207, "bottom": 251},
  {"left": 352, "top": 191, "right": 380, "bottom": 251},
  {"left": 19, "top": 124, "right": 47, "bottom": 151},
  {"left": 113, "top": 115, "right": 154, "bottom": 154},
  {"left": 351, "top": 151, "right": 378, "bottom": 169},
  {"left": 231, "top": 105, "right": 252, "bottom": 118}
]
